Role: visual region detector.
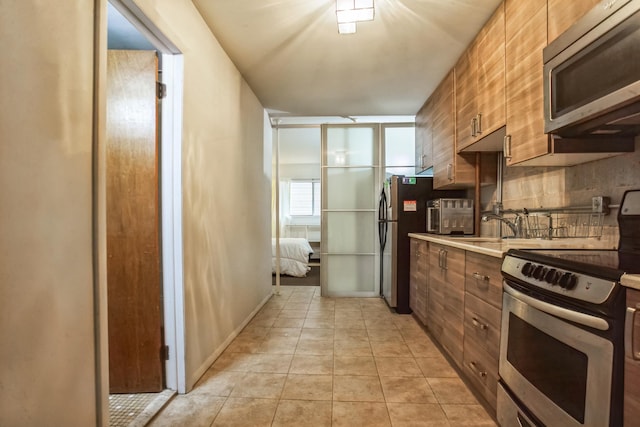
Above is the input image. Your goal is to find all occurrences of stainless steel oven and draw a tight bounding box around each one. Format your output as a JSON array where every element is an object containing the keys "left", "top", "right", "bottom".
[{"left": 498, "top": 249, "right": 628, "bottom": 427}]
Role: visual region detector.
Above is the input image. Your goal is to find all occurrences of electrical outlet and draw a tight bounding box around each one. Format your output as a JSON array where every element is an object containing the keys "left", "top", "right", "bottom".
[{"left": 591, "top": 196, "right": 609, "bottom": 213}]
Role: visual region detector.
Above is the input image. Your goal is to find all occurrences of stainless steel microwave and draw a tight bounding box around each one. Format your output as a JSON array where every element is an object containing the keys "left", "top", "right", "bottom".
[{"left": 543, "top": 0, "right": 640, "bottom": 137}]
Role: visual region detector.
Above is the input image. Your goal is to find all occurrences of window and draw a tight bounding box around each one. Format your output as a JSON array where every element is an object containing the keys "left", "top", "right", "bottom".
[{"left": 289, "top": 180, "right": 321, "bottom": 216}]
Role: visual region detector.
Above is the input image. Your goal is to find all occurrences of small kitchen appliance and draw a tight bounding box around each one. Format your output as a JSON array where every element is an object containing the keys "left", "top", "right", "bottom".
[{"left": 426, "top": 198, "right": 474, "bottom": 235}]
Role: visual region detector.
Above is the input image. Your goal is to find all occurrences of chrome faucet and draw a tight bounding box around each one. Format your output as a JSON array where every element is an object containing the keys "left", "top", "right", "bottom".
[{"left": 481, "top": 213, "right": 524, "bottom": 238}]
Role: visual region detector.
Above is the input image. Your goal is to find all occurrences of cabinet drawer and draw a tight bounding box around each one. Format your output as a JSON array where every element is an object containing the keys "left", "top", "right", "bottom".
[
  {"left": 463, "top": 337, "right": 499, "bottom": 410},
  {"left": 465, "top": 251, "right": 503, "bottom": 309},
  {"left": 464, "top": 292, "right": 501, "bottom": 361}
]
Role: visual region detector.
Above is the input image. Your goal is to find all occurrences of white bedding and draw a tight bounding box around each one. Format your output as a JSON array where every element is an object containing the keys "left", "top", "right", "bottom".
[{"left": 272, "top": 238, "right": 313, "bottom": 277}]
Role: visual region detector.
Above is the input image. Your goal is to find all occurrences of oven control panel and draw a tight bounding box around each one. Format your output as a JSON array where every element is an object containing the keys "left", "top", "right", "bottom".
[{"left": 502, "top": 254, "right": 616, "bottom": 304}]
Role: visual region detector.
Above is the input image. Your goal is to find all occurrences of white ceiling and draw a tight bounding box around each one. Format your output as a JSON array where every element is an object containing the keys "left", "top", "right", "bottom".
[{"left": 192, "top": 0, "right": 503, "bottom": 118}]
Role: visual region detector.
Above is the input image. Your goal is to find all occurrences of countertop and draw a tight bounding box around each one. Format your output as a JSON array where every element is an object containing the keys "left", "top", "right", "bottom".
[
  {"left": 407, "top": 233, "right": 617, "bottom": 258},
  {"left": 408, "top": 233, "right": 640, "bottom": 289}
]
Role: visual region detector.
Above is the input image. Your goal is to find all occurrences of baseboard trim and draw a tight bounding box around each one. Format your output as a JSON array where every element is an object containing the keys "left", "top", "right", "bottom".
[{"left": 187, "top": 291, "right": 272, "bottom": 391}]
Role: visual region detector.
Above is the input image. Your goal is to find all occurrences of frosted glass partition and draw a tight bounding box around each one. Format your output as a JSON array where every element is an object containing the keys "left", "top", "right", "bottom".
[
  {"left": 325, "top": 212, "right": 376, "bottom": 253},
  {"left": 324, "top": 255, "right": 376, "bottom": 293},
  {"left": 326, "top": 127, "right": 375, "bottom": 166},
  {"left": 321, "top": 124, "right": 380, "bottom": 298},
  {"left": 325, "top": 168, "right": 375, "bottom": 210},
  {"left": 384, "top": 125, "right": 415, "bottom": 167}
]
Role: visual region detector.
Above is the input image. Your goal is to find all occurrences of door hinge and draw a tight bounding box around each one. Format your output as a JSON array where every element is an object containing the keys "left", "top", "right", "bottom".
[
  {"left": 162, "top": 345, "right": 170, "bottom": 361},
  {"left": 156, "top": 82, "right": 167, "bottom": 99}
]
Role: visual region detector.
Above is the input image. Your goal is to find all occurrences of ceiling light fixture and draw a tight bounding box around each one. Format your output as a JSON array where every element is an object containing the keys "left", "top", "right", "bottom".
[{"left": 336, "top": 0, "right": 375, "bottom": 35}]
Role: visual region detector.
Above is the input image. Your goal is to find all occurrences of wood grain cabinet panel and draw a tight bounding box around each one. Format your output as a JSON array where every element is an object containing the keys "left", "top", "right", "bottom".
[
  {"left": 463, "top": 333, "right": 500, "bottom": 410},
  {"left": 456, "top": 3, "right": 505, "bottom": 152},
  {"left": 429, "top": 243, "right": 466, "bottom": 367},
  {"left": 409, "top": 239, "right": 429, "bottom": 324},
  {"left": 476, "top": 3, "right": 506, "bottom": 141},
  {"left": 432, "top": 71, "right": 476, "bottom": 189},
  {"left": 465, "top": 252, "right": 503, "bottom": 309},
  {"left": 415, "top": 98, "right": 433, "bottom": 174},
  {"left": 463, "top": 251, "right": 503, "bottom": 411},
  {"left": 455, "top": 42, "right": 478, "bottom": 151},
  {"left": 504, "top": 0, "right": 549, "bottom": 166},
  {"left": 547, "top": 0, "right": 600, "bottom": 42}
]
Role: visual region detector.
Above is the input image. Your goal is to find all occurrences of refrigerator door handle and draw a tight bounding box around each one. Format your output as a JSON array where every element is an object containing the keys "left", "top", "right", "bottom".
[{"left": 378, "top": 189, "right": 387, "bottom": 222}]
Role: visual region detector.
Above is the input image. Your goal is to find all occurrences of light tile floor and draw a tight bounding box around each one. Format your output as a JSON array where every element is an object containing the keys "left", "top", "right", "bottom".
[{"left": 149, "top": 286, "right": 497, "bottom": 427}]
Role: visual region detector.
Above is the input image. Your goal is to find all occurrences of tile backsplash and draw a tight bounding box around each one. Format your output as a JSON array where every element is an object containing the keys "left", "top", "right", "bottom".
[{"left": 480, "top": 138, "right": 640, "bottom": 245}]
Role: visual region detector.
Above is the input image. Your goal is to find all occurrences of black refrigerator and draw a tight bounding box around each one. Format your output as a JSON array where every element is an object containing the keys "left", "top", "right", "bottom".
[{"left": 378, "top": 175, "right": 465, "bottom": 314}]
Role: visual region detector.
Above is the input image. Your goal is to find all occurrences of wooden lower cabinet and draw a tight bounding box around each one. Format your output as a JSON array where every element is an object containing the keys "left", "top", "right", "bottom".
[
  {"left": 416, "top": 241, "right": 504, "bottom": 413},
  {"left": 625, "top": 288, "right": 640, "bottom": 426},
  {"left": 463, "top": 252, "right": 503, "bottom": 411},
  {"left": 429, "top": 243, "right": 465, "bottom": 367},
  {"left": 465, "top": 251, "right": 503, "bottom": 310},
  {"left": 463, "top": 292, "right": 501, "bottom": 410},
  {"left": 409, "top": 239, "right": 428, "bottom": 324}
]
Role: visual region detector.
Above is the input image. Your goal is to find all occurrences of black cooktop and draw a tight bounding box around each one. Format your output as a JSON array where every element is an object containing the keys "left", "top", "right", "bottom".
[{"left": 509, "top": 248, "right": 640, "bottom": 281}]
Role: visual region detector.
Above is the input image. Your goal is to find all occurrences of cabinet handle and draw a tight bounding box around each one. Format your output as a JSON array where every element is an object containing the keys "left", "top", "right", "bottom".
[
  {"left": 472, "top": 272, "right": 490, "bottom": 282},
  {"left": 476, "top": 113, "right": 482, "bottom": 134},
  {"left": 625, "top": 305, "right": 640, "bottom": 360},
  {"left": 468, "top": 361, "right": 487, "bottom": 378},
  {"left": 442, "top": 249, "right": 448, "bottom": 270},
  {"left": 503, "top": 134, "right": 512, "bottom": 160},
  {"left": 472, "top": 317, "right": 489, "bottom": 331},
  {"left": 470, "top": 117, "right": 476, "bottom": 137},
  {"left": 447, "top": 163, "right": 453, "bottom": 181}
]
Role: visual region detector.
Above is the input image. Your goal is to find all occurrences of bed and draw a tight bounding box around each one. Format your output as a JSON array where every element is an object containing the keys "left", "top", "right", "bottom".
[{"left": 272, "top": 238, "right": 314, "bottom": 277}]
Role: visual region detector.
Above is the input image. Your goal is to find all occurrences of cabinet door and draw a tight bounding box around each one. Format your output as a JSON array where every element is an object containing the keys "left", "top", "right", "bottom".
[
  {"left": 430, "top": 243, "right": 465, "bottom": 366},
  {"left": 547, "top": 0, "right": 600, "bottom": 43},
  {"left": 625, "top": 289, "right": 640, "bottom": 426},
  {"left": 504, "top": 0, "right": 549, "bottom": 165},
  {"left": 428, "top": 244, "right": 445, "bottom": 341},
  {"left": 455, "top": 44, "right": 477, "bottom": 151},
  {"left": 441, "top": 246, "right": 465, "bottom": 367},
  {"left": 476, "top": 3, "right": 505, "bottom": 139},
  {"left": 465, "top": 252, "right": 503, "bottom": 309},
  {"left": 432, "top": 71, "right": 476, "bottom": 189},
  {"left": 409, "top": 239, "right": 428, "bottom": 324},
  {"left": 415, "top": 98, "right": 433, "bottom": 174}
]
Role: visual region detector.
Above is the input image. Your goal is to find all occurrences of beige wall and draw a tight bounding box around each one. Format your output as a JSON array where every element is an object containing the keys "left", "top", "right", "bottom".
[
  {"left": 1, "top": 0, "right": 272, "bottom": 424},
  {"left": 0, "top": 2, "right": 98, "bottom": 426}
]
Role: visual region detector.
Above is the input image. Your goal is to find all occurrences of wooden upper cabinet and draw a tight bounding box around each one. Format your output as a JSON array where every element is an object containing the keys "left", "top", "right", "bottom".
[
  {"left": 455, "top": 42, "right": 477, "bottom": 151},
  {"left": 476, "top": 3, "right": 506, "bottom": 140},
  {"left": 504, "top": 0, "right": 548, "bottom": 166},
  {"left": 433, "top": 70, "right": 476, "bottom": 189},
  {"left": 455, "top": 4, "right": 505, "bottom": 152},
  {"left": 415, "top": 98, "right": 433, "bottom": 174},
  {"left": 547, "top": 0, "right": 600, "bottom": 42}
]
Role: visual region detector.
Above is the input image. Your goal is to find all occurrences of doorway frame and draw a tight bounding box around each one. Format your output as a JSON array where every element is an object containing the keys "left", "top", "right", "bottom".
[{"left": 94, "top": 1, "right": 186, "bottom": 424}]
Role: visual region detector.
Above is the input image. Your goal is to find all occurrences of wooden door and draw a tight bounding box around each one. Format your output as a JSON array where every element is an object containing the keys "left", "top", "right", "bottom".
[{"left": 106, "top": 50, "right": 163, "bottom": 393}]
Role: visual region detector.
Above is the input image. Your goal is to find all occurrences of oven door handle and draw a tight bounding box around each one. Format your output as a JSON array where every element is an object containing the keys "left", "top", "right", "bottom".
[
  {"left": 504, "top": 282, "right": 610, "bottom": 331},
  {"left": 626, "top": 306, "right": 640, "bottom": 360}
]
